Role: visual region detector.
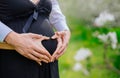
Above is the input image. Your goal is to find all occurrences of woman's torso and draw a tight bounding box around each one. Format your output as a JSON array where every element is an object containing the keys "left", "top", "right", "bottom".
[
  {"left": 0, "top": 1, "right": 59, "bottom": 78},
  {"left": 0, "top": 0, "right": 57, "bottom": 54}
]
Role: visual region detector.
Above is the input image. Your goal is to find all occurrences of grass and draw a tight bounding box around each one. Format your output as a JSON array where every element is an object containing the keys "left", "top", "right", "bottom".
[{"left": 59, "top": 17, "right": 120, "bottom": 78}]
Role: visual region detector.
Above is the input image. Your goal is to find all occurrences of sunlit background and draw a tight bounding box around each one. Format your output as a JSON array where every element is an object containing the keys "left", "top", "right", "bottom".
[{"left": 58, "top": 0, "right": 120, "bottom": 78}]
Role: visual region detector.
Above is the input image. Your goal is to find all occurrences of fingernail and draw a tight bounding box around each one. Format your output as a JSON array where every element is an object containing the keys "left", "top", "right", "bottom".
[
  {"left": 51, "top": 37, "right": 54, "bottom": 39},
  {"left": 39, "top": 62, "right": 42, "bottom": 65},
  {"left": 40, "top": 63, "right": 42, "bottom": 65}
]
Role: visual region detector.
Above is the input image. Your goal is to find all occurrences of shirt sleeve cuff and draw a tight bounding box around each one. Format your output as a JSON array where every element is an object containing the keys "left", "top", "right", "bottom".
[{"left": 0, "top": 21, "right": 13, "bottom": 42}]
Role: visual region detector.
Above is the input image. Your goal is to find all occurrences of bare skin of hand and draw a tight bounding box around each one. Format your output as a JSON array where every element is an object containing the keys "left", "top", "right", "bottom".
[
  {"left": 33, "top": 38, "right": 52, "bottom": 63},
  {"left": 5, "top": 31, "right": 52, "bottom": 65},
  {"left": 51, "top": 30, "right": 71, "bottom": 61}
]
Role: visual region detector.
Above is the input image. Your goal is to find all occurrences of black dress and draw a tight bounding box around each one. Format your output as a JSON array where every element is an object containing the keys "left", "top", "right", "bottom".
[{"left": 0, "top": 0, "right": 59, "bottom": 78}]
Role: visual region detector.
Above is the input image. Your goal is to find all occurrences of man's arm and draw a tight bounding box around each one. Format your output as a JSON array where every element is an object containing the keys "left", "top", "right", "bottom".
[
  {"left": 49, "top": 0, "right": 70, "bottom": 31},
  {"left": 49, "top": 0, "right": 71, "bottom": 61},
  {"left": 0, "top": 21, "right": 14, "bottom": 49},
  {"left": 0, "top": 21, "right": 13, "bottom": 42}
]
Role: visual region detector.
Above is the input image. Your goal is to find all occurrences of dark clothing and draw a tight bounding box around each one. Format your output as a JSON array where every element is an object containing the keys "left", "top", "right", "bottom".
[{"left": 0, "top": 0, "right": 59, "bottom": 78}]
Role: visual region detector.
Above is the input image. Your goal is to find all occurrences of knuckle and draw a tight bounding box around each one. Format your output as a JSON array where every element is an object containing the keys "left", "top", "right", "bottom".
[
  {"left": 33, "top": 57, "right": 39, "bottom": 61},
  {"left": 40, "top": 55, "right": 43, "bottom": 58},
  {"left": 21, "top": 51, "right": 27, "bottom": 56},
  {"left": 26, "top": 53, "right": 31, "bottom": 57},
  {"left": 26, "top": 54, "right": 31, "bottom": 59}
]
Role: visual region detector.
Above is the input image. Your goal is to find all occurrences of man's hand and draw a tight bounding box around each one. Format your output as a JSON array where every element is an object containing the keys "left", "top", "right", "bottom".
[
  {"left": 5, "top": 31, "right": 52, "bottom": 65},
  {"left": 51, "top": 30, "right": 71, "bottom": 61}
]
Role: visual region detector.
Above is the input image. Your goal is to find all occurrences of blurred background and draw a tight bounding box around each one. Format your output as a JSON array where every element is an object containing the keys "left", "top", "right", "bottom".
[{"left": 58, "top": 0, "right": 120, "bottom": 78}]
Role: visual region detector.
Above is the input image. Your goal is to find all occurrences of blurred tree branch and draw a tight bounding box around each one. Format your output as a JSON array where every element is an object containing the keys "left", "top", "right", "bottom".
[{"left": 104, "top": 43, "right": 120, "bottom": 75}]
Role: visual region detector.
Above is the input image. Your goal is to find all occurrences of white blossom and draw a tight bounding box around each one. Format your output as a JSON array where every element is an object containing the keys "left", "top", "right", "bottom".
[
  {"left": 97, "top": 32, "right": 118, "bottom": 49},
  {"left": 111, "top": 43, "right": 117, "bottom": 49},
  {"left": 108, "top": 32, "right": 118, "bottom": 49},
  {"left": 74, "top": 48, "right": 92, "bottom": 62},
  {"left": 73, "top": 63, "right": 90, "bottom": 76},
  {"left": 83, "top": 69, "right": 90, "bottom": 76},
  {"left": 94, "top": 11, "right": 115, "bottom": 27},
  {"left": 97, "top": 34, "right": 108, "bottom": 43},
  {"left": 73, "top": 63, "right": 83, "bottom": 72}
]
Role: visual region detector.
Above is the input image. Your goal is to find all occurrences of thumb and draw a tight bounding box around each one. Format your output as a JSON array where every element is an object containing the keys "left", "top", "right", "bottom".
[
  {"left": 51, "top": 32, "right": 59, "bottom": 39},
  {"left": 41, "top": 36, "right": 50, "bottom": 40},
  {"left": 51, "top": 35, "right": 57, "bottom": 39}
]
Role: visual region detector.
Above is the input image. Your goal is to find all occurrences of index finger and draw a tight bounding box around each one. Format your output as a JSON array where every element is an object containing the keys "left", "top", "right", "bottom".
[
  {"left": 51, "top": 37, "right": 62, "bottom": 61},
  {"left": 33, "top": 43, "right": 52, "bottom": 59}
]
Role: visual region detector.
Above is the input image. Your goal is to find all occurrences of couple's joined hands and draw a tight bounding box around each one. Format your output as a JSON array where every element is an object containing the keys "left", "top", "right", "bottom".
[{"left": 5, "top": 30, "right": 70, "bottom": 65}]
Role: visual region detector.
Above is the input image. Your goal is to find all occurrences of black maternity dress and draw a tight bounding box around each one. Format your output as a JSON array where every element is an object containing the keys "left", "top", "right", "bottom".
[{"left": 0, "top": 0, "right": 59, "bottom": 78}]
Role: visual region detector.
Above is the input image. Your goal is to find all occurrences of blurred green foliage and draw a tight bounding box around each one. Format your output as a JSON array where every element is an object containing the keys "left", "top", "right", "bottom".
[{"left": 59, "top": 17, "right": 120, "bottom": 78}]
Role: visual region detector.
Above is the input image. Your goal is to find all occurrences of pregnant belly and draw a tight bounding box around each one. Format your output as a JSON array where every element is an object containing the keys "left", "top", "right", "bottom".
[
  {"left": 5, "top": 15, "right": 57, "bottom": 55},
  {"left": 28, "top": 15, "right": 55, "bottom": 37},
  {"left": 28, "top": 16, "right": 57, "bottom": 55}
]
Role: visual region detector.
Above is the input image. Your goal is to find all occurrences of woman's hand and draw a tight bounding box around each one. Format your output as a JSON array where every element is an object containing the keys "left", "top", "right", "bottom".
[
  {"left": 5, "top": 31, "right": 52, "bottom": 65},
  {"left": 51, "top": 30, "right": 71, "bottom": 61}
]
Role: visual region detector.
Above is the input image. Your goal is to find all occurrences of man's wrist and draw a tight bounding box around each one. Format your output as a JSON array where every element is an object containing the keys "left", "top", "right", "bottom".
[{"left": 4, "top": 31, "right": 19, "bottom": 45}]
